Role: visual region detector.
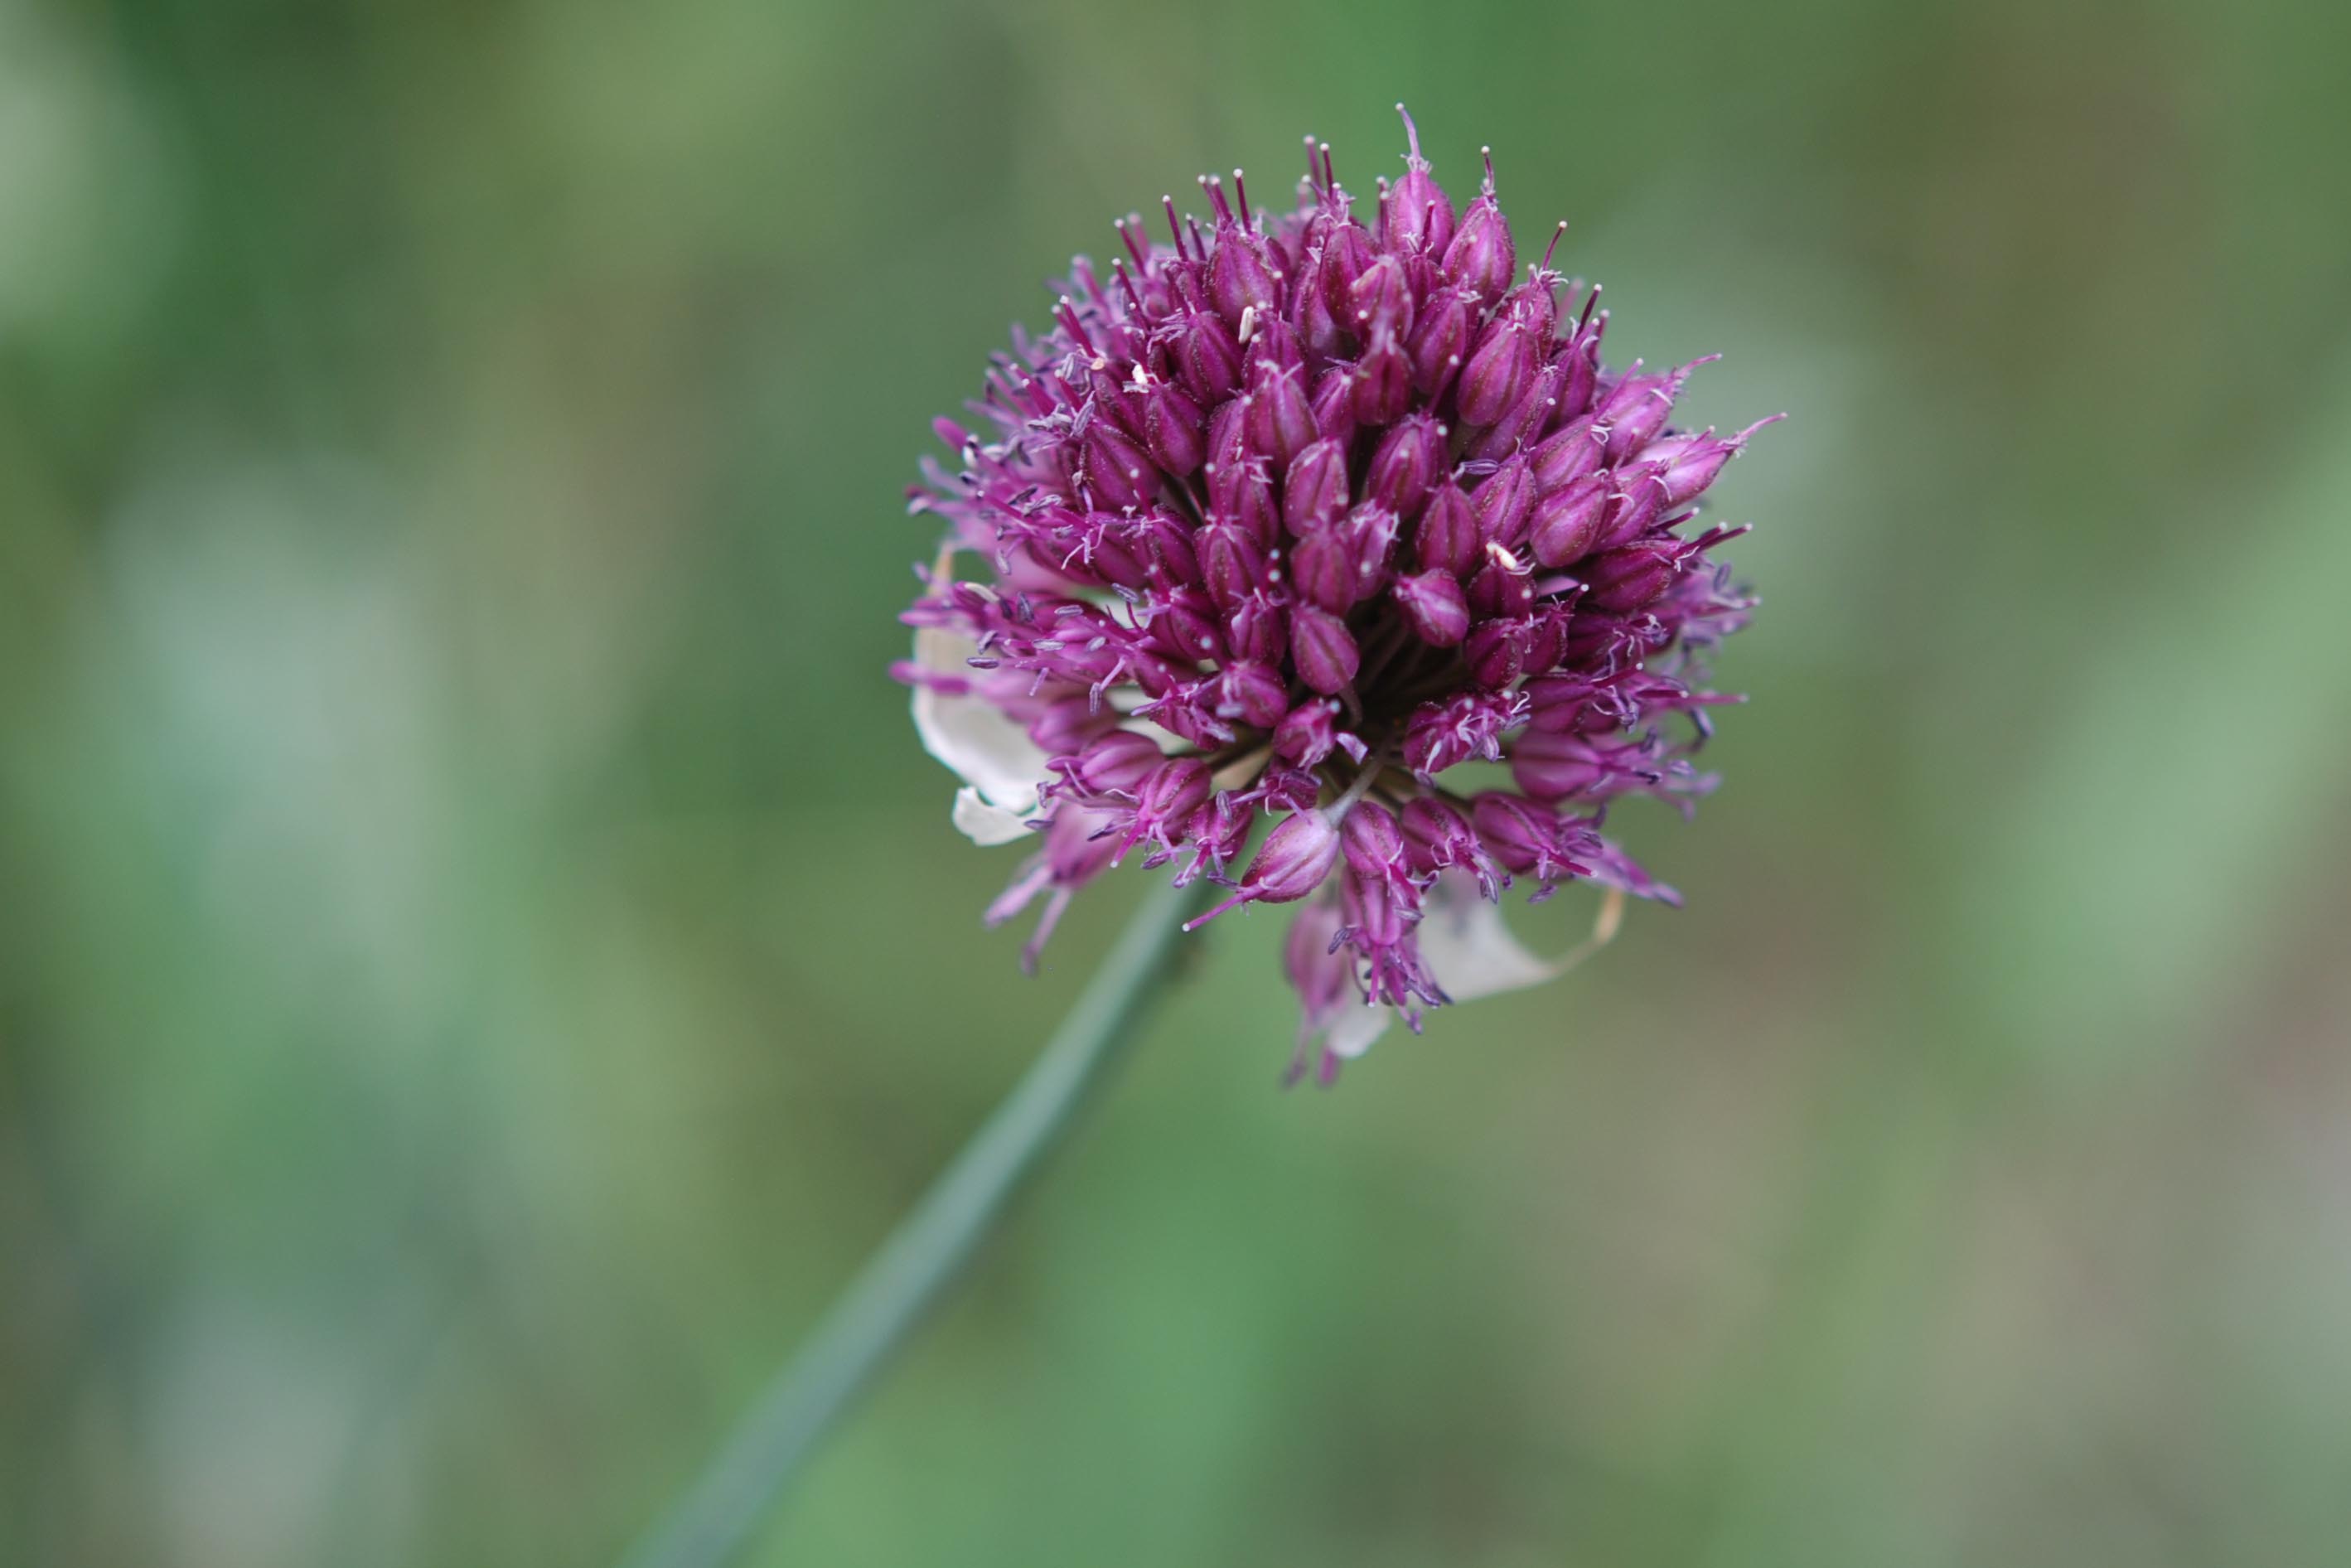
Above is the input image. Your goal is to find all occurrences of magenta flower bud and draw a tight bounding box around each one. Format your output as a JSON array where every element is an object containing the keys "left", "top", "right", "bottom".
[
  {"left": 1347, "top": 253, "right": 1415, "bottom": 338},
  {"left": 1495, "top": 269, "right": 1560, "bottom": 350},
  {"left": 1456, "top": 321, "right": 1535, "bottom": 427},
  {"left": 1185, "top": 807, "right": 1344, "bottom": 929},
  {"left": 1529, "top": 416, "right": 1608, "bottom": 492},
  {"left": 1081, "top": 515, "right": 1151, "bottom": 588},
  {"left": 1467, "top": 360, "right": 1563, "bottom": 462},
  {"left": 1134, "top": 509, "right": 1199, "bottom": 588},
  {"left": 1471, "top": 453, "right": 1536, "bottom": 549},
  {"left": 1441, "top": 156, "right": 1516, "bottom": 307},
  {"left": 1289, "top": 245, "right": 1345, "bottom": 359},
  {"left": 1081, "top": 421, "right": 1159, "bottom": 510},
  {"left": 1246, "top": 311, "right": 1304, "bottom": 376},
  {"left": 1470, "top": 791, "right": 1584, "bottom": 884},
  {"left": 1338, "top": 865, "right": 1430, "bottom": 1009},
  {"left": 1273, "top": 698, "right": 1341, "bottom": 767},
  {"left": 1245, "top": 361, "right": 1318, "bottom": 468},
  {"left": 1309, "top": 364, "right": 1358, "bottom": 446},
  {"left": 1197, "top": 519, "right": 1267, "bottom": 611},
  {"left": 1207, "top": 431, "right": 1279, "bottom": 547},
  {"left": 1521, "top": 672, "right": 1603, "bottom": 733},
  {"left": 1214, "top": 659, "right": 1289, "bottom": 728},
  {"left": 1350, "top": 328, "right": 1413, "bottom": 425},
  {"left": 1381, "top": 104, "right": 1457, "bottom": 257},
  {"left": 1173, "top": 306, "right": 1244, "bottom": 404},
  {"left": 1400, "top": 688, "right": 1523, "bottom": 778},
  {"left": 1056, "top": 729, "right": 1164, "bottom": 796},
  {"left": 1204, "top": 393, "right": 1247, "bottom": 473},
  {"left": 1110, "top": 756, "right": 1214, "bottom": 864},
  {"left": 1415, "top": 482, "right": 1483, "bottom": 577},
  {"left": 1225, "top": 586, "right": 1289, "bottom": 663},
  {"left": 1288, "top": 603, "right": 1361, "bottom": 694},
  {"left": 1145, "top": 584, "right": 1226, "bottom": 661},
  {"left": 1599, "top": 356, "right": 1710, "bottom": 462},
  {"left": 1247, "top": 809, "right": 1344, "bottom": 903},
  {"left": 1463, "top": 615, "right": 1526, "bottom": 688},
  {"left": 1582, "top": 538, "right": 1689, "bottom": 612},
  {"left": 1364, "top": 414, "right": 1443, "bottom": 519},
  {"left": 1318, "top": 217, "right": 1377, "bottom": 326},
  {"left": 1391, "top": 569, "right": 1470, "bottom": 646},
  {"left": 1400, "top": 796, "right": 1498, "bottom": 897},
  {"left": 1554, "top": 336, "right": 1599, "bottom": 422},
  {"left": 1086, "top": 363, "right": 1145, "bottom": 440},
  {"left": 1594, "top": 464, "right": 1669, "bottom": 550},
  {"left": 1139, "top": 375, "right": 1206, "bottom": 477},
  {"left": 1466, "top": 540, "right": 1536, "bottom": 617},
  {"left": 1642, "top": 414, "right": 1780, "bottom": 505},
  {"left": 1407, "top": 284, "right": 1475, "bottom": 397},
  {"left": 1339, "top": 503, "right": 1400, "bottom": 599},
  {"left": 1291, "top": 525, "right": 1360, "bottom": 613},
  {"left": 1341, "top": 798, "right": 1410, "bottom": 883},
  {"left": 1529, "top": 472, "right": 1610, "bottom": 566},
  {"left": 1209, "top": 225, "right": 1282, "bottom": 332},
  {"left": 1284, "top": 436, "right": 1352, "bottom": 535},
  {"left": 1509, "top": 729, "right": 1652, "bottom": 804}
]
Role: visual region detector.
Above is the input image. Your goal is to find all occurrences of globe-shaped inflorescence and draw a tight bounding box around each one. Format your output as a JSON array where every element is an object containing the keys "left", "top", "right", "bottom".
[{"left": 898, "top": 107, "right": 1776, "bottom": 1083}]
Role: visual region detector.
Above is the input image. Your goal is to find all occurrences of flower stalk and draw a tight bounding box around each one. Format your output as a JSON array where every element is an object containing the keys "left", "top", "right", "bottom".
[{"left": 620, "top": 875, "right": 1214, "bottom": 1568}]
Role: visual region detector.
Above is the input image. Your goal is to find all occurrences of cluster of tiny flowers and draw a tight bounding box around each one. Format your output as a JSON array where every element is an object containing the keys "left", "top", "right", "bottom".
[{"left": 898, "top": 108, "right": 1773, "bottom": 1083}]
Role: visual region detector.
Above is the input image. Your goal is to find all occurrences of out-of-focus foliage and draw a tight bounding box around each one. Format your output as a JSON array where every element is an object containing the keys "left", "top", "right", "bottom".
[{"left": 4, "top": 0, "right": 2349, "bottom": 1562}]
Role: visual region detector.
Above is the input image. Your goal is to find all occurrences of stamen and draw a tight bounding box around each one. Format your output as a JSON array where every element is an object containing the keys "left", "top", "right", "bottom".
[{"left": 1396, "top": 102, "right": 1425, "bottom": 168}]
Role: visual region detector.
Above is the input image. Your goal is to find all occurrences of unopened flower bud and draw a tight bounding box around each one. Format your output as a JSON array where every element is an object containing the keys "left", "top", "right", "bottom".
[
  {"left": 1139, "top": 375, "right": 1206, "bottom": 477},
  {"left": 1595, "top": 465, "right": 1669, "bottom": 550},
  {"left": 1081, "top": 421, "right": 1159, "bottom": 510},
  {"left": 1350, "top": 328, "right": 1413, "bottom": 425},
  {"left": 1415, "top": 482, "right": 1482, "bottom": 577},
  {"left": 1309, "top": 365, "right": 1358, "bottom": 447},
  {"left": 1246, "top": 361, "right": 1318, "bottom": 468},
  {"left": 1288, "top": 603, "right": 1361, "bottom": 694},
  {"left": 1364, "top": 414, "right": 1443, "bottom": 519},
  {"left": 1209, "top": 222, "right": 1282, "bottom": 331},
  {"left": 1185, "top": 807, "right": 1343, "bottom": 928},
  {"left": 1225, "top": 587, "right": 1288, "bottom": 663},
  {"left": 1273, "top": 699, "right": 1341, "bottom": 767},
  {"left": 1291, "top": 525, "right": 1359, "bottom": 613},
  {"left": 1214, "top": 659, "right": 1289, "bottom": 728},
  {"left": 1406, "top": 284, "right": 1475, "bottom": 398},
  {"left": 1456, "top": 321, "right": 1535, "bottom": 427},
  {"left": 1197, "top": 520, "right": 1267, "bottom": 611},
  {"left": 1441, "top": 157, "right": 1516, "bottom": 306},
  {"left": 1529, "top": 416, "right": 1608, "bottom": 492},
  {"left": 1173, "top": 306, "right": 1243, "bottom": 404},
  {"left": 1529, "top": 472, "right": 1610, "bottom": 566},
  {"left": 1381, "top": 105, "right": 1457, "bottom": 257},
  {"left": 1391, "top": 569, "right": 1470, "bottom": 646},
  {"left": 1347, "top": 253, "right": 1415, "bottom": 338},
  {"left": 1283, "top": 437, "right": 1352, "bottom": 535},
  {"left": 1582, "top": 538, "right": 1689, "bottom": 612},
  {"left": 1466, "top": 540, "right": 1536, "bottom": 617},
  {"left": 1057, "top": 729, "right": 1164, "bottom": 796},
  {"left": 1471, "top": 453, "right": 1536, "bottom": 549}
]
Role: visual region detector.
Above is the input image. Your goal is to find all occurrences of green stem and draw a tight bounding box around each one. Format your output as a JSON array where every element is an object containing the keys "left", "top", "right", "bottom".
[{"left": 619, "top": 876, "right": 1213, "bottom": 1568}]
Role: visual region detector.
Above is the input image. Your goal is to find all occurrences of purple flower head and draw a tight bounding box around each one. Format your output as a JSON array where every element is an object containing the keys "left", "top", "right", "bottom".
[{"left": 900, "top": 109, "right": 1775, "bottom": 1081}]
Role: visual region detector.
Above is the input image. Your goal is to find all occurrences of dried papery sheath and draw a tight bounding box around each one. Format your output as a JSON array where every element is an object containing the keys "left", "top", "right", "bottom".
[{"left": 897, "top": 106, "right": 1776, "bottom": 1082}]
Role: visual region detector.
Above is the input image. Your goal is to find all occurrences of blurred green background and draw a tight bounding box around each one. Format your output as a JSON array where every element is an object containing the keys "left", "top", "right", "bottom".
[{"left": 6, "top": 0, "right": 2351, "bottom": 1562}]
